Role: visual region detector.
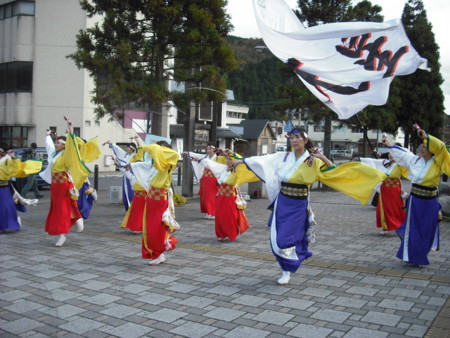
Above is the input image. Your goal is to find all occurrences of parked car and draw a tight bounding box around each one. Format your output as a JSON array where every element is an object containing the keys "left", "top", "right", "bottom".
[
  {"left": 9, "top": 147, "right": 49, "bottom": 190},
  {"left": 330, "top": 149, "right": 353, "bottom": 158}
]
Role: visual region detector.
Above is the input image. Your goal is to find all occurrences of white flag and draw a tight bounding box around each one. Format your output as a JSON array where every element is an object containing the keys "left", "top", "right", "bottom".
[{"left": 253, "top": 0, "right": 428, "bottom": 119}]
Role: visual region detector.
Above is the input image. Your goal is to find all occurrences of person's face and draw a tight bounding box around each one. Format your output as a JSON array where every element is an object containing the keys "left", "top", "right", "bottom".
[
  {"left": 417, "top": 143, "right": 431, "bottom": 159},
  {"left": 289, "top": 134, "right": 308, "bottom": 152},
  {"left": 55, "top": 141, "right": 65, "bottom": 152},
  {"left": 226, "top": 157, "right": 234, "bottom": 167},
  {"left": 6, "top": 150, "right": 15, "bottom": 157},
  {"left": 206, "top": 147, "right": 215, "bottom": 156},
  {"left": 126, "top": 147, "right": 135, "bottom": 155}
]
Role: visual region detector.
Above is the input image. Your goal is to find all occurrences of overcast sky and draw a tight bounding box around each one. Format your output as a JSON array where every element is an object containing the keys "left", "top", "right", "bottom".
[{"left": 227, "top": 0, "right": 449, "bottom": 116}]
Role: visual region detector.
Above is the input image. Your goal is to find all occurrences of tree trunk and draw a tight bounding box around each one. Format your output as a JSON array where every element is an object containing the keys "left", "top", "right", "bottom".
[
  {"left": 182, "top": 102, "right": 196, "bottom": 197},
  {"left": 323, "top": 113, "right": 332, "bottom": 158},
  {"left": 362, "top": 130, "right": 367, "bottom": 157},
  {"left": 151, "top": 56, "right": 165, "bottom": 136},
  {"left": 404, "top": 131, "right": 410, "bottom": 149},
  {"left": 210, "top": 100, "right": 220, "bottom": 147}
]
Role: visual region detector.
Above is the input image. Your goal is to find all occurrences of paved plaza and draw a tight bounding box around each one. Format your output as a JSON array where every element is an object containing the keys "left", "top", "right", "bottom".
[{"left": 1, "top": 175, "right": 449, "bottom": 338}]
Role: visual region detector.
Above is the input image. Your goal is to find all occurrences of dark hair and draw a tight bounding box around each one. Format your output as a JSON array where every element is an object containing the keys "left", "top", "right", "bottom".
[
  {"left": 30, "top": 142, "right": 37, "bottom": 149},
  {"left": 289, "top": 127, "right": 315, "bottom": 152},
  {"left": 156, "top": 140, "right": 171, "bottom": 148},
  {"left": 127, "top": 143, "right": 137, "bottom": 151},
  {"left": 56, "top": 136, "right": 66, "bottom": 142}
]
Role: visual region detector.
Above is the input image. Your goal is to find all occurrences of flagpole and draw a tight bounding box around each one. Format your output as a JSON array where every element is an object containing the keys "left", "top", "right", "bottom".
[{"left": 355, "top": 114, "right": 378, "bottom": 159}]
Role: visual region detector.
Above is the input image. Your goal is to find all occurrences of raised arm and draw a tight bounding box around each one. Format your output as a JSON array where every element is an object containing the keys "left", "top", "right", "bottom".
[
  {"left": 44, "top": 130, "right": 55, "bottom": 156},
  {"left": 382, "top": 135, "right": 417, "bottom": 168},
  {"left": 421, "top": 130, "right": 450, "bottom": 175}
]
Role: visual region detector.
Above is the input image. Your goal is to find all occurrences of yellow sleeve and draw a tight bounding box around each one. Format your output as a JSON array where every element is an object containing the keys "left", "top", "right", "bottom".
[
  {"left": 319, "top": 162, "right": 387, "bottom": 205},
  {"left": 81, "top": 137, "right": 102, "bottom": 163},
  {"left": 216, "top": 155, "right": 227, "bottom": 165},
  {"left": 235, "top": 162, "right": 260, "bottom": 186},
  {"left": 63, "top": 133, "right": 91, "bottom": 189},
  {"left": 139, "top": 144, "right": 179, "bottom": 171},
  {"left": 0, "top": 158, "right": 42, "bottom": 179},
  {"left": 425, "top": 134, "right": 450, "bottom": 176},
  {"left": 130, "top": 148, "right": 145, "bottom": 163}
]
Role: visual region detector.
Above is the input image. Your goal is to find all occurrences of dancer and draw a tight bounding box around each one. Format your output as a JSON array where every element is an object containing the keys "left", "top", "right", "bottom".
[
  {"left": 75, "top": 137, "right": 101, "bottom": 221},
  {"left": 20, "top": 143, "right": 44, "bottom": 199},
  {"left": 185, "top": 145, "right": 220, "bottom": 220},
  {"left": 232, "top": 128, "right": 386, "bottom": 285},
  {"left": 356, "top": 152, "right": 409, "bottom": 234},
  {"left": 196, "top": 147, "right": 259, "bottom": 242},
  {"left": 120, "top": 163, "right": 147, "bottom": 234},
  {"left": 129, "top": 141, "right": 180, "bottom": 265},
  {"left": 77, "top": 178, "right": 97, "bottom": 220},
  {"left": 382, "top": 126, "right": 450, "bottom": 266},
  {"left": 106, "top": 136, "right": 143, "bottom": 212},
  {"left": 39, "top": 117, "right": 91, "bottom": 247},
  {"left": 0, "top": 149, "right": 42, "bottom": 232}
]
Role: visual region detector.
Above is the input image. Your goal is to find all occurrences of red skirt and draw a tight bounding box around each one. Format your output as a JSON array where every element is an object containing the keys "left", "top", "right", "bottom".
[
  {"left": 121, "top": 190, "right": 146, "bottom": 232},
  {"left": 199, "top": 169, "right": 219, "bottom": 215},
  {"left": 142, "top": 187, "right": 177, "bottom": 259},
  {"left": 45, "top": 172, "right": 82, "bottom": 235},
  {"left": 215, "top": 184, "right": 249, "bottom": 241},
  {"left": 377, "top": 178, "right": 406, "bottom": 231}
]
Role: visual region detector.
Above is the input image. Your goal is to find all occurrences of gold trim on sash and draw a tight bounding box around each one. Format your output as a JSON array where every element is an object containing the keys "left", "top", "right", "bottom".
[
  {"left": 203, "top": 169, "right": 215, "bottom": 178},
  {"left": 384, "top": 177, "right": 400, "bottom": 187},
  {"left": 218, "top": 184, "right": 235, "bottom": 196},
  {"left": 411, "top": 184, "right": 437, "bottom": 199},
  {"left": 147, "top": 187, "right": 168, "bottom": 200},
  {"left": 51, "top": 172, "right": 68, "bottom": 184},
  {"left": 280, "top": 182, "right": 309, "bottom": 199},
  {"left": 0, "top": 180, "right": 9, "bottom": 187}
]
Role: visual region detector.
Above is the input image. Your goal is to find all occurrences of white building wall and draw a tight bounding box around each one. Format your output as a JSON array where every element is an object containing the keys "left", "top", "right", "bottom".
[{"left": 0, "top": 0, "right": 144, "bottom": 172}]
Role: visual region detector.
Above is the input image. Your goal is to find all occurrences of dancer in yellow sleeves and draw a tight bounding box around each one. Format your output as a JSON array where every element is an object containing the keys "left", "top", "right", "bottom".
[{"left": 0, "top": 148, "right": 42, "bottom": 232}]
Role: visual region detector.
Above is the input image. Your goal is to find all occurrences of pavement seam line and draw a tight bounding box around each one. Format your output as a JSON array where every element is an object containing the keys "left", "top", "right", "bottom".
[{"left": 22, "top": 220, "right": 450, "bottom": 283}]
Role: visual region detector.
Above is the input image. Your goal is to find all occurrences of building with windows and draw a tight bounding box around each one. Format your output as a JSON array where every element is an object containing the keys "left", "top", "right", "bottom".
[
  {"left": 0, "top": 0, "right": 142, "bottom": 172},
  {"left": 0, "top": 0, "right": 251, "bottom": 171},
  {"left": 269, "top": 113, "right": 402, "bottom": 157}
]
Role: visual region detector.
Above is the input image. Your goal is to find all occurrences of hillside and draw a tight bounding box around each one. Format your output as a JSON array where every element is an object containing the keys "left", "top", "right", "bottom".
[{"left": 226, "top": 36, "right": 292, "bottom": 120}]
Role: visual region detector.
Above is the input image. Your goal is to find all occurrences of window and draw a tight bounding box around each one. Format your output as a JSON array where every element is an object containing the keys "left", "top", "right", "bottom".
[
  {"left": 0, "top": 1, "right": 35, "bottom": 20},
  {"left": 85, "top": 120, "right": 91, "bottom": 127},
  {"left": 95, "top": 120, "right": 100, "bottom": 127},
  {"left": 0, "top": 126, "right": 28, "bottom": 148},
  {"left": 0, "top": 62, "right": 33, "bottom": 92},
  {"left": 73, "top": 127, "right": 81, "bottom": 137},
  {"left": 15, "top": 1, "right": 35, "bottom": 15},
  {"left": 333, "top": 126, "right": 347, "bottom": 133},
  {"left": 314, "top": 124, "right": 325, "bottom": 132}
]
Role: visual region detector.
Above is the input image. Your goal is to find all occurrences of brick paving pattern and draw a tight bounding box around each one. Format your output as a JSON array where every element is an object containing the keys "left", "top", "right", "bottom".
[{"left": 1, "top": 176, "right": 449, "bottom": 337}]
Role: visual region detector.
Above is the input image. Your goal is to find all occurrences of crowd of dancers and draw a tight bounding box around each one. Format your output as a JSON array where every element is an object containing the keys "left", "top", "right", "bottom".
[{"left": 1, "top": 118, "right": 448, "bottom": 285}]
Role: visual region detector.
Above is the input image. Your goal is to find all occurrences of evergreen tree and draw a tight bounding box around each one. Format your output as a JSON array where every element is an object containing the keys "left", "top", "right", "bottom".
[
  {"left": 396, "top": 0, "right": 444, "bottom": 148},
  {"left": 68, "top": 0, "right": 236, "bottom": 135}
]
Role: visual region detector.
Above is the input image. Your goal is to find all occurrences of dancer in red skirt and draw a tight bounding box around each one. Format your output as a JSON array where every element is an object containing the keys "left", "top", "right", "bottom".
[
  {"left": 39, "top": 117, "right": 91, "bottom": 247},
  {"left": 185, "top": 145, "right": 220, "bottom": 220},
  {"left": 129, "top": 141, "right": 180, "bottom": 265},
  {"left": 357, "top": 154, "right": 408, "bottom": 234},
  {"left": 196, "top": 145, "right": 259, "bottom": 242}
]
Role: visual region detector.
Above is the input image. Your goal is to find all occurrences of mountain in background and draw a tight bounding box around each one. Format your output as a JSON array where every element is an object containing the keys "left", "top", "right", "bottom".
[{"left": 226, "top": 36, "right": 291, "bottom": 120}]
